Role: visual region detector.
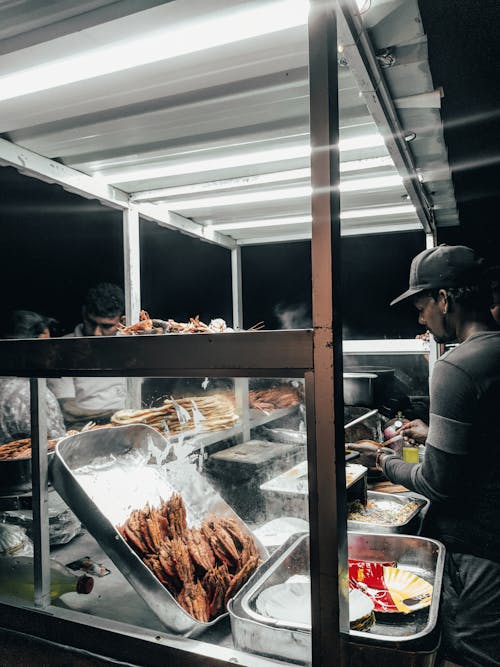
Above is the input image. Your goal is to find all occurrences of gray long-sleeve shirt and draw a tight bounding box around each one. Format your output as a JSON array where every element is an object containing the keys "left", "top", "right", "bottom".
[{"left": 384, "top": 331, "right": 500, "bottom": 562}]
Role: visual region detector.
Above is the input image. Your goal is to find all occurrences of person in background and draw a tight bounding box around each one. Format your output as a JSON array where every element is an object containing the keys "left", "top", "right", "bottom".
[
  {"left": 3, "top": 309, "right": 55, "bottom": 339},
  {"left": 350, "top": 245, "right": 500, "bottom": 667},
  {"left": 48, "top": 283, "right": 127, "bottom": 429},
  {"left": 0, "top": 311, "right": 65, "bottom": 443}
]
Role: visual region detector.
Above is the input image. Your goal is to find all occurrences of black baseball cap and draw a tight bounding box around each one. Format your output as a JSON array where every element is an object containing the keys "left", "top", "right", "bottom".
[{"left": 390, "top": 245, "right": 481, "bottom": 306}]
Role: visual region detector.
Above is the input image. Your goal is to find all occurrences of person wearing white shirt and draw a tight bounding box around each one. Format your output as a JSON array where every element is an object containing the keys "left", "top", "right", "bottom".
[{"left": 48, "top": 283, "right": 127, "bottom": 428}]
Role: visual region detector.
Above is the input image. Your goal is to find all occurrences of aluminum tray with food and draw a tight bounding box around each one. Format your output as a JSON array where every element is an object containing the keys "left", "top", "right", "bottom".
[
  {"left": 260, "top": 461, "right": 367, "bottom": 519},
  {"left": 229, "top": 531, "right": 444, "bottom": 664},
  {"left": 0, "top": 437, "right": 61, "bottom": 494},
  {"left": 50, "top": 424, "right": 267, "bottom": 637},
  {"left": 348, "top": 491, "right": 429, "bottom": 535}
]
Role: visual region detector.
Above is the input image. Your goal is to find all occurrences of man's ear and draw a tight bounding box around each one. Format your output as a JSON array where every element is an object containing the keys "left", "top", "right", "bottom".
[{"left": 438, "top": 289, "right": 449, "bottom": 314}]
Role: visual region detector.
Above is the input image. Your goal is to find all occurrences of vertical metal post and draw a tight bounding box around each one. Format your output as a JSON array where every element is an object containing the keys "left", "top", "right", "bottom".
[
  {"left": 30, "top": 378, "right": 51, "bottom": 608},
  {"left": 123, "top": 207, "right": 142, "bottom": 408},
  {"left": 231, "top": 247, "right": 250, "bottom": 442},
  {"left": 425, "top": 233, "right": 440, "bottom": 378},
  {"left": 308, "top": 2, "right": 348, "bottom": 666}
]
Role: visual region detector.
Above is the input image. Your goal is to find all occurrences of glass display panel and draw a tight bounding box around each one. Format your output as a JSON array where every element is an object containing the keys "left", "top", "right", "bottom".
[{"left": 1, "top": 375, "right": 312, "bottom": 665}]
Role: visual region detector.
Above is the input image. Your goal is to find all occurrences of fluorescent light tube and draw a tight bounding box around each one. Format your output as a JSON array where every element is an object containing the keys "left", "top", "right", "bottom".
[
  {"left": 103, "top": 145, "right": 311, "bottom": 184},
  {"left": 162, "top": 174, "right": 402, "bottom": 211},
  {"left": 342, "top": 204, "right": 415, "bottom": 219},
  {"left": 340, "top": 174, "right": 402, "bottom": 191},
  {"left": 104, "top": 134, "right": 385, "bottom": 184},
  {"left": 171, "top": 185, "right": 312, "bottom": 210},
  {"left": 208, "top": 204, "right": 416, "bottom": 231},
  {"left": 210, "top": 216, "right": 311, "bottom": 231},
  {"left": 131, "top": 156, "right": 397, "bottom": 201},
  {"left": 0, "top": 0, "right": 309, "bottom": 103}
]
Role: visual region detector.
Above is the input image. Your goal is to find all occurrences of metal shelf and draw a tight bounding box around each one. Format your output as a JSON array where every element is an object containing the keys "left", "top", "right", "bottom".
[
  {"left": 0, "top": 330, "right": 313, "bottom": 379},
  {"left": 343, "top": 339, "right": 429, "bottom": 355},
  {"left": 183, "top": 405, "right": 300, "bottom": 453}
]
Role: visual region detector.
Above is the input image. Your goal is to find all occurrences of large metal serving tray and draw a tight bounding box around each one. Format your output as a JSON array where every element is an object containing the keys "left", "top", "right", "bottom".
[
  {"left": 50, "top": 424, "right": 267, "bottom": 637},
  {"left": 348, "top": 491, "right": 429, "bottom": 535},
  {"left": 229, "top": 531, "right": 444, "bottom": 665}
]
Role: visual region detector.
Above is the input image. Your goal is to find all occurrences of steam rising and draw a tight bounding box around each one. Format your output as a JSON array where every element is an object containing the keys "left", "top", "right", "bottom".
[{"left": 274, "top": 303, "right": 311, "bottom": 330}]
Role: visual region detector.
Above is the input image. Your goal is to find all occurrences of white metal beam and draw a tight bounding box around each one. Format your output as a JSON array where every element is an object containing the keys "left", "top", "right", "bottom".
[
  {"left": 137, "top": 203, "right": 236, "bottom": 249},
  {"left": 123, "top": 207, "right": 141, "bottom": 326},
  {"left": 0, "top": 137, "right": 237, "bottom": 249},
  {"left": 0, "top": 137, "right": 129, "bottom": 209}
]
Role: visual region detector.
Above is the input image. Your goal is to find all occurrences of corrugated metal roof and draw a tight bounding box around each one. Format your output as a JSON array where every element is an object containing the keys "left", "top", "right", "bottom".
[{"left": 0, "top": 0, "right": 458, "bottom": 245}]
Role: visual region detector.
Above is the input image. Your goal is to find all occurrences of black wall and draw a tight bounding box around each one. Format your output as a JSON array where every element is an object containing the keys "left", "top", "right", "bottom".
[{"left": 0, "top": 166, "right": 457, "bottom": 340}]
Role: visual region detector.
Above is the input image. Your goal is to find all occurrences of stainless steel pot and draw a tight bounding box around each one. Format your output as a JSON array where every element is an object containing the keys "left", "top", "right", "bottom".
[
  {"left": 343, "top": 373, "right": 378, "bottom": 407},
  {"left": 344, "top": 367, "right": 396, "bottom": 407}
]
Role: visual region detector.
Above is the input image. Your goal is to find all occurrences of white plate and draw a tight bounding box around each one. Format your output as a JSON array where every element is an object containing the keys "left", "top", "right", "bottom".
[
  {"left": 256, "top": 578, "right": 374, "bottom": 626},
  {"left": 253, "top": 517, "right": 309, "bottom": 549}
]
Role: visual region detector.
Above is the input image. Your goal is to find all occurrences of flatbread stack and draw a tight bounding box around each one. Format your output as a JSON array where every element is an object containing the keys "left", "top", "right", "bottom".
[{"left": 111, "top": 393, "right": 239, "bottom": 436}]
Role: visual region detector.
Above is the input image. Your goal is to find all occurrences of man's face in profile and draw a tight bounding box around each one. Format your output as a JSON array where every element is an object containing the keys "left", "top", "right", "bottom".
[{"left": 82, "top": 309, "right": 122, "bottom": 337}]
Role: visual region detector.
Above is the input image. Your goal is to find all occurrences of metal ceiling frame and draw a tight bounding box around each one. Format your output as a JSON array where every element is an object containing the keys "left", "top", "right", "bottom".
[
  {"left": 337, "top": 0, "right": 437, "bottom": 239},
  {"left": 0, "top": 1, "right": 443, "bottom": 248}
]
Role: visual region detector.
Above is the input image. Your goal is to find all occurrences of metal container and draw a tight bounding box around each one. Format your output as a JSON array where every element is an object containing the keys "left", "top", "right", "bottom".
[
  {"left": 260, "top": 462, "right": 367, "bottom": 520},
  {"left": 229, "top": 531, "right": 444, "bottom": 665},
  {"left": 205, "top": 439, "right": 303, "bottom": 522},
  {"left": 343, "top": 373, "right": 378, "bottom": 407},
  {"left": 0, "top": 452, "right": 55, "bottom": 496},
  {"left": 348, "top": 492, "right": 429, "bottom": 535},
  {"left": 50, "top": 424, "right": 267, "bottom": 637}
]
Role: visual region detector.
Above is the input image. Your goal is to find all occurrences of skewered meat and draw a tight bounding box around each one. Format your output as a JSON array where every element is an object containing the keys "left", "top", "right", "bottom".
[
  {"left": 117, "top": 494, "right": 261, "bottom": 622},
  {"left": 249, "top": 386, "right": 301, "bottom": 412},
  {"left": 117, "top": 312, "right": 234, "bottom": 336}
]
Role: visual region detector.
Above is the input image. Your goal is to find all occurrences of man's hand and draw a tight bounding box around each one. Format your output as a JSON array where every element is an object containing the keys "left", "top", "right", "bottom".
[
  {"left": 396, "top": 419, "right": 429, "bottom": 445},
  {"left": 348, "top": 440, "right": 381, "bottom": 469}
]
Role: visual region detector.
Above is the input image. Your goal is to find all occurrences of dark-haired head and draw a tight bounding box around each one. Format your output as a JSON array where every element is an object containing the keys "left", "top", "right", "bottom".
[
  {"left": 3, "top": 310, "right": 56, "bottom": 339},
  {"left": 82, "top": 283, "right": 124, "bottom": 337},
  {"left": 84, "top": 283, "right": 124, "bottom": 318}
]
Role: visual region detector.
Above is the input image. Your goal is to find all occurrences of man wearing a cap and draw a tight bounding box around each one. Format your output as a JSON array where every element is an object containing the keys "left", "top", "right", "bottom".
[{"left": 351, "top": 245, "right": 500, "bottom": 667}]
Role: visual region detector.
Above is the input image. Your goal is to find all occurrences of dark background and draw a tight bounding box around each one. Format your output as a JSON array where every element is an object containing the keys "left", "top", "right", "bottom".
[{"left": 0, "top": 0, "right": 498, "bottom": 339}]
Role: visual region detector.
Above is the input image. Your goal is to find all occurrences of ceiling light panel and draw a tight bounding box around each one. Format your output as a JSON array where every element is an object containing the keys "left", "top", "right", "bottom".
[{"left": 0, "top": 0, "right": 310, "bottom": 103}]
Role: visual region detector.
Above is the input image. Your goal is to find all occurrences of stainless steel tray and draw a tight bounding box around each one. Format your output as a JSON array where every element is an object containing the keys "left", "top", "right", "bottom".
[
  {"left": 229, "top": 531, "right": 444, "bottom": 664},
  {"left": 259, "top": 461, "right": 367, "bottom": 519},
  {"left": 348, "top": 491, "right": 429, "bottom": 535},
  {"left": 50, "top": 424, "right": 267, "bottom": 637}
]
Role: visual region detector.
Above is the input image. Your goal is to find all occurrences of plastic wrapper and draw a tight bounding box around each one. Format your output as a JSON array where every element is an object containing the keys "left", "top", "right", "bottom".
[
  {"left": 0, "top": 523, "right": 33, "bottom": 556},
  {"left": 0, "top": 377, "right": 65, "bottom": 445},
  {"left": 1, "top": 490, "right": 82, "bottom": 546}
]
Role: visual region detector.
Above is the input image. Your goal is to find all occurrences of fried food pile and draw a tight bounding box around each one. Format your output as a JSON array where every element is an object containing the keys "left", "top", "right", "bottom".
[
  {"left": 111, "top": 393, "right": 238, "bottom": 435},
  {"left": 118, "top": 494, "right": 261, "bottom": 622},
  {"left": 118, "top": 311, "right": 234, "bottom": 336},
  {"left": 348, "top": 498, "right": 420, "bottom": 526},
  {"left": 249, "top": 385, "right": 301, "bottom": 412},
  {"left": 0, "top": 436, "right": 59, "bottom": 461}
]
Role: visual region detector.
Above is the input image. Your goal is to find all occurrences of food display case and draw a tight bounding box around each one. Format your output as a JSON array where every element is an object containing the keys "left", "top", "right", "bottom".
[{"left": 0, "top": 1, "right": 455, "bottom": 665}]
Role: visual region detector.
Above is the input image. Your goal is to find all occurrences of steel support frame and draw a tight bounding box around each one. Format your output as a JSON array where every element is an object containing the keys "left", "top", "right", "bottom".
[
  {"left": 308, "top": 3, "right": 349, "bottom": 666},
  {"left": 123, "top": 207, "right": 142, "bottom": 408},
  {"left": 29, "top": 378, "right": 51, "bottom": 608},
  {"left": 231, "top": 247, "right": 251, "bottom": 443}
]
